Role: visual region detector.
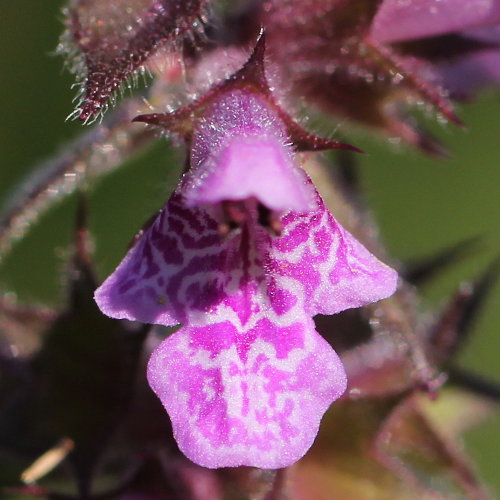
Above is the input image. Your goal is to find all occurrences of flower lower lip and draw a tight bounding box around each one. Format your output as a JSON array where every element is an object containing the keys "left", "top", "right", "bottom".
[{"left": 94, "top": 182, "right": 397, "bottom": 468}]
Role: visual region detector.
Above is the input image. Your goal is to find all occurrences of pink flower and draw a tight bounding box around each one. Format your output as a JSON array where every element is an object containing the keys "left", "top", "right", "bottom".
[
  {"left": 370, "top": 0, "right": 500, "bottom": 43},
  {"left": 262, "top": 0, "right": 500, "bottom": 151},
  {"left": 94, "top": 83, "right": 397, "bottom": 468},
  {"left": 370, "top": 0, "right": 500, "bottom": 97}
]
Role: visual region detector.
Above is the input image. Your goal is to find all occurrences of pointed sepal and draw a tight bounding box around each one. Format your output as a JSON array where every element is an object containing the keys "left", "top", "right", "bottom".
[
  {"left": 133, "top": 34, "right": 361, "bottom": 154},
  {"left": 63, "top": 0, "right": 209, "bottom": 121},
  {"left": 429, "top": 257, "right": 500, "bottom": 365}
]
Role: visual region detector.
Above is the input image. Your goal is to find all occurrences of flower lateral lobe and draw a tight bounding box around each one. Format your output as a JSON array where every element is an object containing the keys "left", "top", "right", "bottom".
[{"left": 95, "top": 187, "right": 397, "bottom": 468}]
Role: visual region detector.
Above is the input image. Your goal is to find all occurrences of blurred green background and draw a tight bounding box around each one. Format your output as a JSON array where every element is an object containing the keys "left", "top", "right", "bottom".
[{"left": 0, "top": 2, "right": 499, "bottom": 496}]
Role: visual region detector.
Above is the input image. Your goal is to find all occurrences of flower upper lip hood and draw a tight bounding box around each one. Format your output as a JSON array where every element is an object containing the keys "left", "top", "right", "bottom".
[{"left": 182, "top": 88, "right": 318, "bottom": 215}]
